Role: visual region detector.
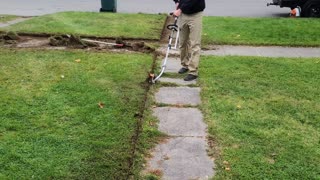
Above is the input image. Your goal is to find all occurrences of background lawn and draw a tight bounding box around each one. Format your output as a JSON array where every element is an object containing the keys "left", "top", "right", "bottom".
[
  {"left": 0, "top": 15, "right": 18, "bottom": 23},
  {"left": 200, "top": 56, "right": 320, "bottom": 179},
  {"left": 203, "top": 16, "right": 320, "bottom": 47},
  {"left": 1, "top": 12, "right": 166, "bottom": 39},
  {"left": 0, "top": 49, "right": 157, "bottom": 179}
]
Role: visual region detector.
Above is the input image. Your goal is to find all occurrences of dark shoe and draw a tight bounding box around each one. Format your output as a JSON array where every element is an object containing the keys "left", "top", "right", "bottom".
[
  {"left": 184, "top": 74, "right": 198, "bottom": 81},
  {"left": 178, "top": 67, "right": 189, "bottom": 74}
]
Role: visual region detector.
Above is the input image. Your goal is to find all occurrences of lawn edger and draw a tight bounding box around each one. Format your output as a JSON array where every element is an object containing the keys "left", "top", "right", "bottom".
[{"left": 149, "top": 15, "right": 179, "bottom": 84}]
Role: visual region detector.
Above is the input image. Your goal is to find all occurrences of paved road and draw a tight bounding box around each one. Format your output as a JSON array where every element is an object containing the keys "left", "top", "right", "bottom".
[{"left": 0, "top": 0, "right": 290, "bottom": 17}]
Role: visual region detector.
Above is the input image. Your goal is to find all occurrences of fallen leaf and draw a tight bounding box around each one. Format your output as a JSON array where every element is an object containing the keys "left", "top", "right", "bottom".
[
  {"left": 223, "top": 161, "right": 229, "bottom": 165},
  {"left": 98, "top": 102, "right": 105, "bottom": 108},
  {"left": 236, "top": 104, "right": 242, "bottom": 109},
  {"left": 149, "top": 73, "right": 155, "bottom": 78},
  {"left": 149, "top": 169, "right": 163, "bottom": 177},
  {"left": 75, "top": 59, "right": 81, "bottom": 63},
  {"left": 148, "top": 121, "right": 156, "bottom": 126},
  {"left": 60, "top": 75, "right": 65, "bottom": 79},
  {"left": 163, "top": 155, "right": 170, "bottom": 160},
  {"left": 267, "top": 158, "right": 275, "bottom": 164},
  {"left": 225, "top": 167, "right": 231, "bottom": 171},
  {"left": 174, "top": 104, "right": 184, "bottom": 108}
]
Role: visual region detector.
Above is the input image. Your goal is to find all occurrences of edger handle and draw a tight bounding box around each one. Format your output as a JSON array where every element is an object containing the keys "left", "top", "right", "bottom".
[{"left": 167, "top": 13, "right": 178, "bottom": 31}]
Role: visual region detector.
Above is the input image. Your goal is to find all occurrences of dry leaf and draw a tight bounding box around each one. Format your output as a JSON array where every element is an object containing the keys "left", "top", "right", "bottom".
[
  {"left": 98, "top": 102, "right": 105, "bottom": 108},
  {"left": 60, "top": 75, "right": 65, "bottom": 78},
  {"left": 175, "top": 104, "right": 184, "bottom": 108},
  {"left": 223, "top": 161, "right": 229, "bottom": 165},
  {"left": 267, "top": 158, "right": 275, "bottom": 164},
  {"left": 149, "top": 169, "right": 163, "bottom": 177},
  {"left": 75, "top": 59, "right": 81, "bottom": 63},
  {"left": 163, "top": 155, "right": 170, "bottom": 160},
  {"left": 236, "top": 104, "right": 242, "bottom": 109},
  {"left": 225, "top": 167, "right": 231, "bottom": 171}
]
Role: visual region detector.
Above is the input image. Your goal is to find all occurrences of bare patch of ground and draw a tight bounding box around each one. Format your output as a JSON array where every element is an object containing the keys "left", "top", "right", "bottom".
[{"left": 0, "top": 32, "right": 157, "bottom": 53}]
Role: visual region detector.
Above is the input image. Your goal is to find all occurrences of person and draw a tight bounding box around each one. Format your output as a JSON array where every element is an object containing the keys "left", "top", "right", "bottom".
[
  {"left": 172, "top": 0, "right": 206, "bottom": 81},
  {"left": 290, "top": 6, "right": 301, "bottom": 17}
]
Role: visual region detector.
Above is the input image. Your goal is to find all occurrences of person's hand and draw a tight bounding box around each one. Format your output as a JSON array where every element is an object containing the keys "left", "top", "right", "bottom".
[
  {"left": 175, "top": 2, "right": 179, "bottom": 9},
  {"left": 173, "top": 9, "right": 182, "bottom": 17}
]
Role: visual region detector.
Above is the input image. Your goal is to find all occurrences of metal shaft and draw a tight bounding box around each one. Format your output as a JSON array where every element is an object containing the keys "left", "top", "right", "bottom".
[{"left": 152, "top": 17, "right": 178, "bottom": 83}]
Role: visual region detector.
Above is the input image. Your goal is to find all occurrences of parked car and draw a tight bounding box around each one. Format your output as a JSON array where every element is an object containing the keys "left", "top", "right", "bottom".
[{"left": 267, "top": 0, "right": 320, "bottom": 17}]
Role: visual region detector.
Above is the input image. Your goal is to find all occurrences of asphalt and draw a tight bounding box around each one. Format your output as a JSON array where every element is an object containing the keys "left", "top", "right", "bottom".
[{"left": 0, "top": 0, "right": 290, "bottom": 17}]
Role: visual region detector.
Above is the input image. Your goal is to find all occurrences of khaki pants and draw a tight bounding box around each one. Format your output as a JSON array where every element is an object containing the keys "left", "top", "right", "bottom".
[{"left": 179, "top": 11, "right": 203, "bottom": 76}]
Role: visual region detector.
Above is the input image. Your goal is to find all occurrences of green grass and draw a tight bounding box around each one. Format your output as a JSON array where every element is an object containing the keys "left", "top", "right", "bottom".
[
  {"left": 1, "top": 12, "right": 166, "bottom": 39},
  {"left": 199, "top": 56, "right": 320, "bottom": 179},
  {"left": 203, "top": 16, "right": 320, "bottom": 46},
  {"left": 0, "top": 15, "right": 18, "bottom": 23},
  {"left": 0, "top": 48, "right": 159, "bottom": 179}
]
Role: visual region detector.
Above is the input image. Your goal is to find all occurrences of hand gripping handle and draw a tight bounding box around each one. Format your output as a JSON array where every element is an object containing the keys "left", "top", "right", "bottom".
[{"left": 167, "top": 15, "right": 178, "bottom": 31}]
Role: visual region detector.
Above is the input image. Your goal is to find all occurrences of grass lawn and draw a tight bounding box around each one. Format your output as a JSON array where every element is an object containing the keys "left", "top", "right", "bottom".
[
  {"left": 1, "top": 12, "right": 166, "bottom": 39},
  {"left": 0, "top": 15, "right": 18, "bottom": 23},
  {"left": 199, "top": 56, "right": 320, "bottom": 179},
  {"left": 203, "top": 16, "right": 320, "bottom": 47},
  {"left": 0, "top": 48, "right": 158, "bottom": 179}
]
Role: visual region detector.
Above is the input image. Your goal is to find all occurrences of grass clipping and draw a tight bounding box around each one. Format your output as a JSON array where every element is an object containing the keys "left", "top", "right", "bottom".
[{"left": 0, "top": 31, "right": 20, "bottom": 44}]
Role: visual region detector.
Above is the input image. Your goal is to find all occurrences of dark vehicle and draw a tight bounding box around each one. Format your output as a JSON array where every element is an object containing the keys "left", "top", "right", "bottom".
[{"left": 267, "top": 0, "right": 320, "bottom": 17}]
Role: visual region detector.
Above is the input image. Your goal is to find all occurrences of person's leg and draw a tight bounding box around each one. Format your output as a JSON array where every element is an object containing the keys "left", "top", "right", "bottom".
[
  {"left": 186, "top": 12, "right": 203, "bottom": 77},
  {"left": 178, "top": 13, "right": 190, "bottom": 70}
]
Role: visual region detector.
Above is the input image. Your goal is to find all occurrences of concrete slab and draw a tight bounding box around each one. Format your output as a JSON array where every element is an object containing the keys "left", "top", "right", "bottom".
[
  {"left": 159, "top": 77, "right": 196, "bottom": 86},
  {"left": 202, "top": 47, "right": 226, "bottom": 56},
  {"left": 0, "top": 17, "right": 32, "bottom": 28},
  {"left": 155, "top": 87, "right": 201, "bottom": 106},
  {"left": 222, "top": 45, "right": 260, "bottom": 56},
  {"left": 202, "top": 45, "right": 320, "bottom": 58},
  {"left": 153, "top": 107, "right": 206, "bottom": 136},
  {"left": 255, "top": 46, "right": 300, "bottom": 57},
  {"left": 161, "top": 57, "right": 181, "bottom": 73},
  {"left": 147, "top": 137, "right": 214, "bottom": 180},
  {"left": 293, "top": 47, "right": 320, "bottom": 58}
]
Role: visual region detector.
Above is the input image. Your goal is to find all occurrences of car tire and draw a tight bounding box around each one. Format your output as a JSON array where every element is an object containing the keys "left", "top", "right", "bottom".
[{"left": 302, "top": 0, "right": 320, "bottom": 17}]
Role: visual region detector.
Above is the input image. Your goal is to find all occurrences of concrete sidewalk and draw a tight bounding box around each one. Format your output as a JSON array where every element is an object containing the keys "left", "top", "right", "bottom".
[
  {"left": 0, "top": 17, "right": 31, "bottom": 28},
  {"left": 203, "top": 45, "right": 320, "bottom": 57},
  {"left": 159, "top": 45, "right": 320, "bottom": 58}
]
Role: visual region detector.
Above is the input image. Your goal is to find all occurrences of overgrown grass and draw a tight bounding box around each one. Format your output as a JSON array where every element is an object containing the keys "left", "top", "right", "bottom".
[
  {"left": 203, "top": 16, "right": 320, "bottom": 46},
  {"left": 199, "top": 56, "right": 320, "bottom": 179},
  {"left": 0, "top": 15, "right": 18, "bottom": 23},
  {"left": 1, "top": 12, "right": 166, "bottom": 39},
  {"left": 0, "top": 48, "right": 159, "bottom": 179}
]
